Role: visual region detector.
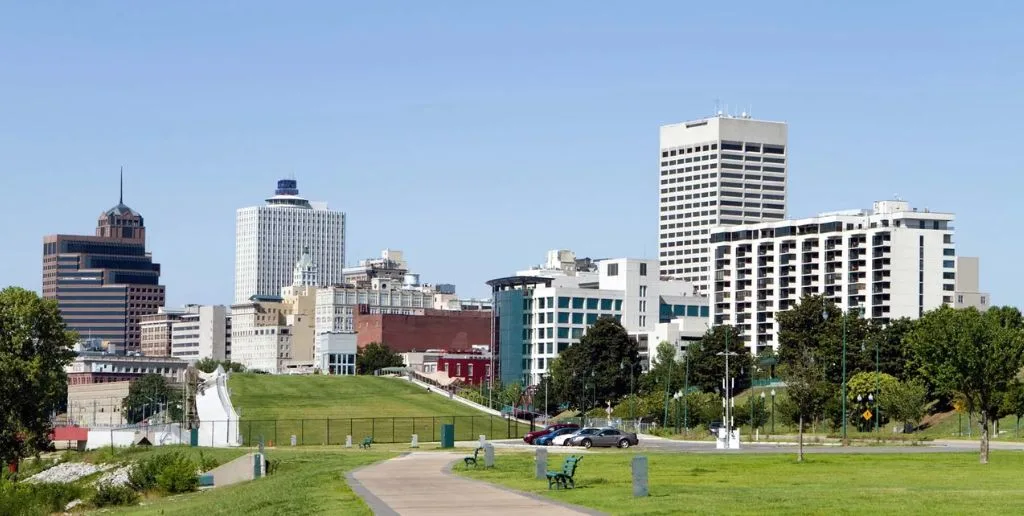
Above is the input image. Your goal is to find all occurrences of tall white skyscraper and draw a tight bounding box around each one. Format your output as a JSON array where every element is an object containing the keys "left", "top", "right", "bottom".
[
  {"left": 659, "top": 113, "right": 788, "bottom": 293},
  {"left": 234, "top": 179, "right": 345, "bottom": 304}
]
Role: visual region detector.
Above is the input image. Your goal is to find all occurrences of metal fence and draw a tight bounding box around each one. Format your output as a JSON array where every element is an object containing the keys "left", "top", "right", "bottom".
[{"left": 211, "top": 416, "right": 534, "bottom": 447}]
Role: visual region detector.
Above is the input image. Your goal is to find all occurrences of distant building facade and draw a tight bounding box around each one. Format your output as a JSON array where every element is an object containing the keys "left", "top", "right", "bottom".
[
  {"left": 953, "top": 256, "right": 991, "bottom": 311},
  {"left": 437, "top": 351, "right": 490, "bottom": 385},
  {"left": 354, "top": 308, "right": 491, "bottom": 353},
  {"left": 43, "top": 175, "right": 165, "bottom": 352}
]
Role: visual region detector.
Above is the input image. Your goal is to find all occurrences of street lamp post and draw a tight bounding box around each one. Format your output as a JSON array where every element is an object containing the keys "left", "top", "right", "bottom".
[
  {"left": 875, "top": 334, "right": 881, "bottom": 434},
  {"left": 759, "top": 391, "right": 766, "bottom": 436},
  {"left": 770, "top": 389, "right": 776, "bottom": 435},
  {"left": 683, "top": 350, "right": 690, "bottom": 431},
  {"left": 673, "top": 392, "right": 682, "bottom": 433},
  {"left": 543, "top": 373, "right": 549, "bottom": 422},
  {"left": 716, "top": 327, "right": 739, "bottom": 448}
]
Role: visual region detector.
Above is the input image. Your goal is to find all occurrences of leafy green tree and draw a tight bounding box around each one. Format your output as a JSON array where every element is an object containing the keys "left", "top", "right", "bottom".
[
  {"left": 1001, "top": 381, "right": 1024, "bottom": 438},
  {"left": 846, "top": 371, "right": 898, "bottom": 427},
  {"left": 907, "top": 306, "right": 1024, "bottom": 463},
  {"left": 863, "top": 318, "right": 915, "bottom": 381},
  {"left": 881, "top": 379, "right": 931, "bottom": 432},
  {"left": 778, "top": 294, "right": 871, "bottom": 387},
  {"left": 122, "top": 374, "right": 182, "bottom": 424},
  {"left": 194, "top": 358, "right": 246, "bottom": 373},
  {"left": 0, "top": 287, "right": 76, "bottom": 467},
  {"left": 548, "top": 316, "right": 640, "bottom": 411},
  {"left": 780, "top": 347, "right": 832, "bottom": 462},
  {"left": 355, "top": 342, "right": 404, "bottom": 375},
  {"left": 685, "top": 325, "right": 753, "bottom": 394}
]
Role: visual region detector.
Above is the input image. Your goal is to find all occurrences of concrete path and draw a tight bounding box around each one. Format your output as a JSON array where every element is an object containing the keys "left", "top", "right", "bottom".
[{"left": 348, "top": 452, "right": 602, "bottom": 516}]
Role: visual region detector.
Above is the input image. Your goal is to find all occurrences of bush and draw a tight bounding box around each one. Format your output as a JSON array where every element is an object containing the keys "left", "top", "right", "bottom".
[
  {"left": 156, "top": 454, "right": 199, "bottom": 494},
  {"left": 128, "top": 452, "right": 177, "bottom": 491},
  {"left": 0, "top": 479, "right": 87, "bottom": 516},
  {"left": 91, "top": 483, "right": 139, "bottom": 507},
  {"left": 197, "top": 450, "right": 219, "bottom": 472}
]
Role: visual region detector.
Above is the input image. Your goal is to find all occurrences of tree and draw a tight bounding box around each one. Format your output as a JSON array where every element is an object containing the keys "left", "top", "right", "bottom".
[
  {"left": 781, "top": 350, "right": 832, "bottom": 462},
  {"left": 778, "top": 295, "right": 871, "bottom": 387},
  {"left": 548, "top": 317, "right": 640, "bottom": 411},
  {"left": 641, "top": 341, "right": 686, "bottom": 395},
  {"left": 881, "top": 379, "right": 930, "bottom": 433},
  {"left": 846, "top": 371, "right": 898, "bottom": 427},
  {"left": 122, "top": 374, "right": 182, "bottom": 424},
  {"left": 864, "top": 318, "right": 915, "bottom": 381},
  {"left": 0, "top": 287, "right": 77, "bottom": 467},
  {"left": 907, "top": 306, "right": 1024, "bottom": 463},
  {"left": 194, "top": 358, "right": 246, "bottom": 374},
  {"left": 355, "top": 342, "right": 404, "bottom": 375},
  {"left": 685, "top": 325, "right": 753, "bottom": 394},
  {"left": 1001, "top": 381, "right": 1024, "bottom": 438}
]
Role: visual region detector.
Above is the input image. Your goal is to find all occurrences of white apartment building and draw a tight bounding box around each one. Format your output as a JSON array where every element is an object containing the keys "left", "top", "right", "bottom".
[
  {"left": 489, "top": 251, "right": 709, "bottom": 386},
  {"left": 170, "top": 305, "right": 231, "bottom": 362},
  {"left": 709, "top": 199, "right": 956, "bottom": 355},
  {"left": 234, "top": 178, "right": 345, "bottom": 304},
  {"left": 659, "top": 114, "right": 789, "bottom": 294}
]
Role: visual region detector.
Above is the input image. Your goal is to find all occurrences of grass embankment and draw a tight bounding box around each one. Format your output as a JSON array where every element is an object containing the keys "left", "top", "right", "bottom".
[
  {"left": 103, "top": 448, "right": 393, "bottom": 515},
  {"left": 228, "top": 374, "right": 530, "bottom": 444},
  {"left": 458, "top": 451, "right": 1024, "bottom": 515}
]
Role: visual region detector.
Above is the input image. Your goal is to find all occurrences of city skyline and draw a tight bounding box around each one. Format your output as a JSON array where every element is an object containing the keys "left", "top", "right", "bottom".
[{"left": 2, "top": 3, "right": 1020, "bottom": 308}]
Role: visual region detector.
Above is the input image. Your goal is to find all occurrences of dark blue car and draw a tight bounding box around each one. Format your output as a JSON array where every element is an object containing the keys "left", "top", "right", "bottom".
[{"left": 534, "top": 426, "right": 578, "bottom": 446}]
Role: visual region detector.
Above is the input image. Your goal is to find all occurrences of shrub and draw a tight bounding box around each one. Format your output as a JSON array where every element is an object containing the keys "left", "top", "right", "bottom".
[
  {"left": 128, "top": 452, "right": 177, "bottom": 491},
  {"left": 197, "top": 450, "right": 219, "bottom": 472},
  {"left": 91, "top": 483, "right": 139, "bottom": 507},
  {"left": 155, "top": 454, "right": 199, "bottom": 494},
  {"left": 0, "top": 479, "right": 87, "bottom": 516}
]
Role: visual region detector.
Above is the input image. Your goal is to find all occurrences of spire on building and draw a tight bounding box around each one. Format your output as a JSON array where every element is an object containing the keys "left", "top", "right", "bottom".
[
  {"left": 119, "top": 166, "right": 124, "bottom": 204},
  {"left": 292, "top": 246, "right": 319, "bottom": 287}
]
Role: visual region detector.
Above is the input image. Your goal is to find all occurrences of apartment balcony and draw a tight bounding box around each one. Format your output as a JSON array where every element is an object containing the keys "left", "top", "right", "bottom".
[
  {"left": 757, "top": 278, "right": 774, "bottom": 289},
  {"left": 872, "top": 246, "right": 891, "bottom": 258},
  {"left": 715, "top": 292, "right": 732, "bottom": 303},
  {"left": 736, "top": 290, "right": 752, "bottom": 302},
  {"left": 715, "top": 270, "right": 732, "bottom": 281}
]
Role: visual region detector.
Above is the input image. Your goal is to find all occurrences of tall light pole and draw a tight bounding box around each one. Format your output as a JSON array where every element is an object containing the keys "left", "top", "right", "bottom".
[
  {"left": 842, "top": 307, "right": 848, "bottom": 442},
  {"left": 543, "top": 373, "right": 549, "bottom": 422},
  {"left": 875, "top": 334, "right": 881, "bottom": 434},
  {"left": 770, "top": 389, "right": 776, "bottom": 435},
  {"left": 683, "top": 349, "right": 690, "bottom": 431},
  {"left": 717, "top": 327, "right": 739, "bottom": 448},
  {"left": 759, "top": 391, "right": 766, "bottom": 436}
]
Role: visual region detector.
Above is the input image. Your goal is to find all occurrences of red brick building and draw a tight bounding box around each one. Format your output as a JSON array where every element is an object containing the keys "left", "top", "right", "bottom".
[
  {"left": 437, "top": 352, "right": 490, "bottom": 385},
  {"left": 354, "top": 306, "right": 491, "bottom": 353}
]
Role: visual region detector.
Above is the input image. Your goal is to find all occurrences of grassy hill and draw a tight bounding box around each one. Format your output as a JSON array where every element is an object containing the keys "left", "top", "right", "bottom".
[{"left": 227, "top": 374, "right": 529, "bottom": 444}]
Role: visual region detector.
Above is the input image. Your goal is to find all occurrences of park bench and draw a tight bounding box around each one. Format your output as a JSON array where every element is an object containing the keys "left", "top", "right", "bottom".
[
  {"left": 359, "top": 437, "right": 373, "bottom": 449},
  {"left": 545, "top": 455, "right": 582, "bottom": 489},
  {"left": 464, "top": 447, "right": 483, "bottom": 467}
]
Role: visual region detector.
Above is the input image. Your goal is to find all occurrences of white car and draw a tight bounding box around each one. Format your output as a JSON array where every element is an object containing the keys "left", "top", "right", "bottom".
[{"left": 553, "top": 427, "right": 601, "bottom": 446}]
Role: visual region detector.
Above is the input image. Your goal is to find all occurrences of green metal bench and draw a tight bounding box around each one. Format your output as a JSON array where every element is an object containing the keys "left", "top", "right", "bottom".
[
  {"left": 545, "top": 455, "right": 582, "bottom": 489},
  {"left": 464, "top": 447, "right": 483, "bottom": 467},
  {"left": 359, "top": 437, "right": 373, "bottom": 449}
]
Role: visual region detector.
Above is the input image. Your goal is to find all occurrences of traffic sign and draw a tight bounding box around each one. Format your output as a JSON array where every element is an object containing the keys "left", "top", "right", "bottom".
[{"left": 863, "top": 410, "right": 873, "bottom": 421}]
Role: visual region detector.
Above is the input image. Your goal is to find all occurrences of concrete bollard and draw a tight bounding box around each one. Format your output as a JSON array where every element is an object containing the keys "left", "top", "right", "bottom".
[
  {"left": 345, "top": 435, "right": 352, "bottom": 448},
  {"left": 411, "top": 434, "right": 419, "bottom": 448},
  {"left": 290, "top": 435, "right": 297, "bottom": 447},
  {"left": 484, "top": 443, "right": 495, "bottom": 468},
  {"left": 479, "top": 435, "right": 486, "bottom": 447},
  {"left": 632, "top": 456, "right": 649, "bottom": 497},
  {"left": 535, "top": 447, "right": 548, "bottom": 479}
]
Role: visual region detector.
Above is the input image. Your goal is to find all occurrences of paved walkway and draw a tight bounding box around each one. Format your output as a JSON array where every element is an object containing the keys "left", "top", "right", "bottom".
[{"left": 348, "top": 452, "right": 602, "bottom": 516}]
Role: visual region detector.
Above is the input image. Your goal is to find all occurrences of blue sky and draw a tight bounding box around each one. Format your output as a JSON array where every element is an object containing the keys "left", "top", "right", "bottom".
[{"left": 1, "top": 2, "right": 1021, "bottom": 306}]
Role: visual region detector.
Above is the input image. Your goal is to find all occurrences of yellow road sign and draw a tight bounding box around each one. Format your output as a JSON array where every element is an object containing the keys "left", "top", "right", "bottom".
[{"left": 863, "top": 410, "right": 873, "bottom": 421}]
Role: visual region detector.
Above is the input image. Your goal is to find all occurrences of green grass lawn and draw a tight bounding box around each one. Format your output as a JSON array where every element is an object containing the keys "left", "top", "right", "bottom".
[
  {"left": 106, "top": 449, "right": 394, "bottom": 515},
  {"left": 228, "top": 374, "right": 531, "bottom": 445},
  {"left": 457, "top": 451, "right": 1024, "bottom": 515}
]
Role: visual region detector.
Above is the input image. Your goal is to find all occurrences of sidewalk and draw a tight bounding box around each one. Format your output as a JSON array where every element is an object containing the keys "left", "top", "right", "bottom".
[{"left": 348, "top": 452, "right": 603, "bottom": 516}]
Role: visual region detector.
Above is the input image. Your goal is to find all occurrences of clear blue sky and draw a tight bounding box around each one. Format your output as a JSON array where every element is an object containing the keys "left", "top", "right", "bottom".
[{"left": 1, "top": 2, "right": 1021, "bottom": 306}]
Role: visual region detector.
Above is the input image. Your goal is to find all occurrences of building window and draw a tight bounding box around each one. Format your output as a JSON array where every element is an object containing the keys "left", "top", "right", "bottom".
[
  {"left": 957, "top": 295, "right": 964, "bottom": 304},
  {"left": 607, "top": 263, "right": 619, "bottom": 276},
  {"left": 981, "top": 296, "right": 987, "bottom": 305},
  {"left": 558, "top": 297, "right": 570, "bottom": 308},
  {"left": 456, "top": 363, "right": 462, "bottom": 376},
  {"left": 639, "top": 263, "right": 647, "bottom": 276}
]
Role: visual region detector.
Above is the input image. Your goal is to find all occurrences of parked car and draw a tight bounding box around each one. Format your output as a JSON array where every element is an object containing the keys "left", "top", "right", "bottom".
[
  {"left": 708, "top": 421, "right": 724, "bottom": 436},
  {"left": 556, "top": 427, "right": 601, "bottom": 446},
  {"left": 534, "top": 426, "right": 579, "bottom": 446},
  {"left": 523, "top": 423, "right": 579, "bottom": 444},
  {"left": 571, "top": 428, "right": 640, "bottom": 449}
]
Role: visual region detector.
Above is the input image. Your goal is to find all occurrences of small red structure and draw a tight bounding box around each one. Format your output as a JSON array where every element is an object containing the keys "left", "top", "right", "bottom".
[{"left": 436, "top": 351, "right": 490, "bottom": 385}]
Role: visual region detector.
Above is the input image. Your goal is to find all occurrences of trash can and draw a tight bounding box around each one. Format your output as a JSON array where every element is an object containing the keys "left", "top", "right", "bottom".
[
  {"left": 190, "top": 428, "right": 199, "bottom": 447},
  {"left": 440, "top": 424, "right": 455, "bottom": 449}
]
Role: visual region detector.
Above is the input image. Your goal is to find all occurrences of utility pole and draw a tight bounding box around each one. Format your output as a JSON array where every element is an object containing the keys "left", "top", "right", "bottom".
[{"left": 717, "top": 328, "right": 739, "bottom": 448}]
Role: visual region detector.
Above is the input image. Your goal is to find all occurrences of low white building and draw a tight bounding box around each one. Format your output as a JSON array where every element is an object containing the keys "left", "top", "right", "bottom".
[
  {"left": 315, "top": 331, "right": 357, "bottom": 375},
  {"left": 170, "top": 305, "right": 231, "bottom": 362},
  {"left": 230, "top": 296, "right": 292, "bottom": 374},
  {"left": 709, "top": 199, "right": 958, "bottom": 354},
  {"left": 488, "top": 250, "right": 709, "bottom": 386}
]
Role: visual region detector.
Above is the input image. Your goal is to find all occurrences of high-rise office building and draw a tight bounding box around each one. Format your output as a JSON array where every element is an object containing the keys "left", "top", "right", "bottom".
[
  {"left": 43, "top": 175, "right": 165, "bottom": 352},
  {"left": 659, "top": 113, "right": 788, "bottom": 293},
  {"left": 234, "top": 179, "right": 345, "bottom": 304}
]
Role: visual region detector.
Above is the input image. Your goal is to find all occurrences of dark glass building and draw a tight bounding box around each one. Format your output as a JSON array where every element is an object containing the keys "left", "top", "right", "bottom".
[{"left": 42, "top": 182, "right": 165, "bottom": 353}]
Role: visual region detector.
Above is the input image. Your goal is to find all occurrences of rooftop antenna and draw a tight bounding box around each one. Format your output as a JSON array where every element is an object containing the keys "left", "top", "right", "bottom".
[
  {"left": 119, "top": 166, "right": 124, "bottom": 204},
  {"left": 714, "top": 98, "right": 721, "bottom": 116}
]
